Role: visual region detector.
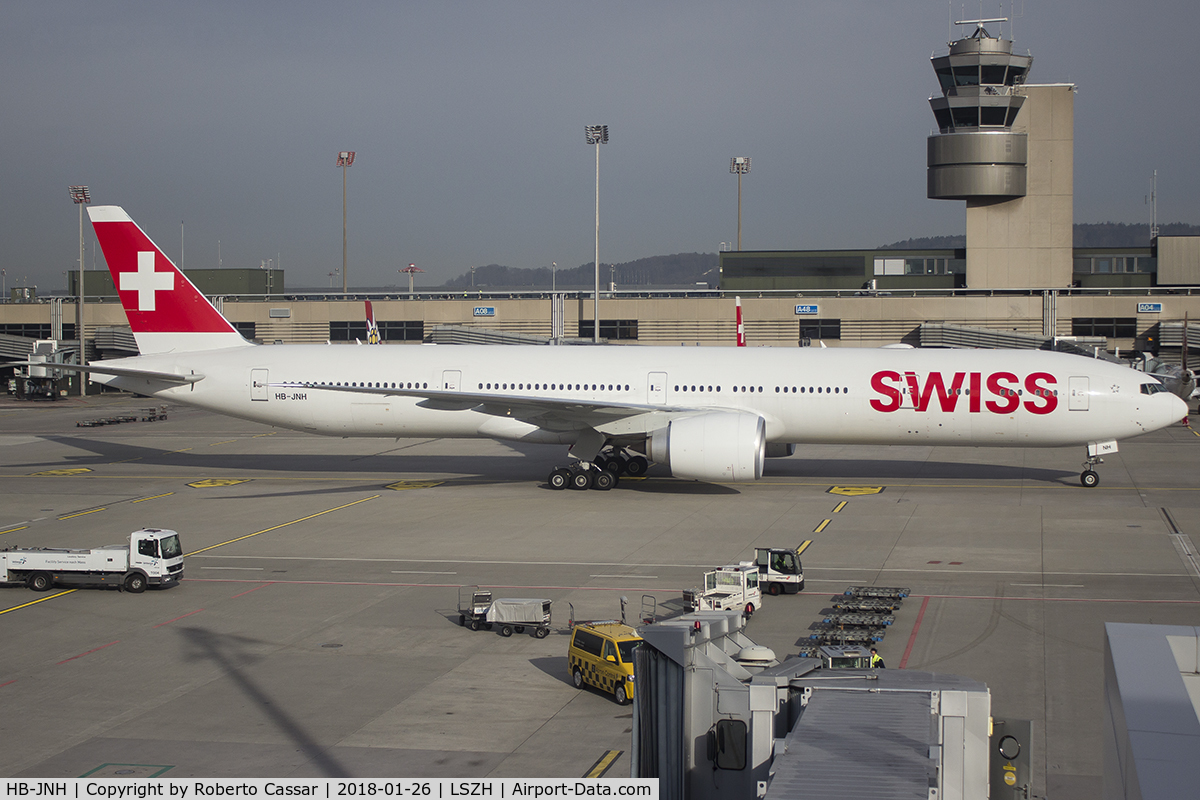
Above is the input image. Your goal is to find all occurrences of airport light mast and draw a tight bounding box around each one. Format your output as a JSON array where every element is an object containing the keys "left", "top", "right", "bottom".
[
  {"left": 730, "top": 157, "right": 750, "bottom": 251},
  {"left": 337, "top": 151, "right": 355, "bottom": 294},
  {"left": 585, "top": 125, "right": 608, "bottom": 342},
  {"left": 69, "top": 185, "right": 90, "bottom": 396}
]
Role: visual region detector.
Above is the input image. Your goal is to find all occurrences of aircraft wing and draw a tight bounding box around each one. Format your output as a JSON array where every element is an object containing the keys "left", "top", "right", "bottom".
[
  {"left": 273, "top": 381, "right": 707, "bottom": 430},
  {"left": 4, "top": 361, "right": 203, "bottom": 385}
]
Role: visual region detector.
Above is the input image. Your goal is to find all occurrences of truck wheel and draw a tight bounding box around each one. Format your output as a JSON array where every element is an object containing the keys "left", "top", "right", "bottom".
[
  {"left": 500, "top": 625, "right": 514, "bottom": 637},
  {"left": 615, "top": 684, "right": 630, "bottom": 705},
  {"left": 469, "top": 619, "right": 481, "bottom": 631},
  {"left": 459, "top": 614, "right": 466, "bottom": 626},
  {"left": 572, "top": 668, "right": 584, "bottom": 688},
  {"left": 535, "top": 626, "right": 549, "bottom": 639},
  {"left": 744, "top": 602, "right": 755, "bottom": 616},
  {"left": 768, "top": 582, "right": 781, "bottom": 596},
  {"left": 27, "top": 572, "right": 53, "bottom": 592},
  {"left": 515, "top": 626, "right": 525, "bottom": 634},
  {"left": 124, "top": 573, "right": 147, "bottom": 593}
]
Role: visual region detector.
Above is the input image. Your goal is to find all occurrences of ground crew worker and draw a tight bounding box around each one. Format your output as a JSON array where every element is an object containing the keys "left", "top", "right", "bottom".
[{"left": 870, "top": 647, "right": 886, "bottom": 669}]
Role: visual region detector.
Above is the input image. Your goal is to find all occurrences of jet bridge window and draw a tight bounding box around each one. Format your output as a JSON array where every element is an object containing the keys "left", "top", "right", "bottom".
[{"left": 707, "top": 719, "right": 747, "bottom": 771}]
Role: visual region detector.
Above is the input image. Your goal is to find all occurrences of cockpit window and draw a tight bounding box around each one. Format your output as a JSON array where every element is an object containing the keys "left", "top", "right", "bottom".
[{"left": 1140, "top": 383, "right": 1166, "bottom": 395}]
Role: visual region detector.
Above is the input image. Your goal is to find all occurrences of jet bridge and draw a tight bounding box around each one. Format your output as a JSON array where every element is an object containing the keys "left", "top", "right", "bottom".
[{"left": 632, "top": 610, "right": 993, "bottom": 800}]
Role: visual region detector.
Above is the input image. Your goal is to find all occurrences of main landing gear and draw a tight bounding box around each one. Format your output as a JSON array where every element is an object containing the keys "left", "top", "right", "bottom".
[{"left": 547, "top": 448, "right": 649, "bottom": 491}]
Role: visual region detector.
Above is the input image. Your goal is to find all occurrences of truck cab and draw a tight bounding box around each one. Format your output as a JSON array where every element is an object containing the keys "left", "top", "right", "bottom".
[{"left": 754, "top": 546, "right": 804, "bottom": 595}]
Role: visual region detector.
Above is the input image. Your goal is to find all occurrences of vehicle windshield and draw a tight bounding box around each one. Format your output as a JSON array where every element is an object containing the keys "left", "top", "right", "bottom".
[
  {"left": 159, "top": 535, "right": 182, "bottom": 559},
  {"left": 617, "top": 639, "right": 641, "bottom": 664}
]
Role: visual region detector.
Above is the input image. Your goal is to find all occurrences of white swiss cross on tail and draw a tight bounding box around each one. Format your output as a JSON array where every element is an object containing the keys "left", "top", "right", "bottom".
[
  {"left": 88, "top": 205, "right": 250, "bottom": 354},
  {"left": 121, "top": 252, "right": 174, "bottom": 311}
]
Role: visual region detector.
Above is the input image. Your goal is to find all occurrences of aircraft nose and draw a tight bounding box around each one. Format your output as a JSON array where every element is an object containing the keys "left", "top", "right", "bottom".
[{"left": 1167, "top": 393, "right": 1189, "bottom": 427}]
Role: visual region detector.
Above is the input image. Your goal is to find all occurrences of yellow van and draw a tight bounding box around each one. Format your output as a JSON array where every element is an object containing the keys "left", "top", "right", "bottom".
[{"left": 567, "top": 622, "right": 643, "bottom": 705}]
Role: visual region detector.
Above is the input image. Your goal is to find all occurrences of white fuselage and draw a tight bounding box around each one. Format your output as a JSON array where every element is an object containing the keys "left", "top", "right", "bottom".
[{"left": 90, "top": 344, "right": 1186, "bottom": 449}]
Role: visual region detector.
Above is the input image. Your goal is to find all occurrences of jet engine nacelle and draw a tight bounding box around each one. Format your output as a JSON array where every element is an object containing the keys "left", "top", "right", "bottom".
[
  {"left": 648, "top": 411, "right": 766, "bottom": 482},
  {"left": 765, "top": 443, "right": 796, "bottom": 458}
]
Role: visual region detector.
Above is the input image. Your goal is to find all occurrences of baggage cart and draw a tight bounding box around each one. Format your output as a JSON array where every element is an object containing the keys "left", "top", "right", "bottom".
[
  {"left": 843, "top": 585, "right": 910, "bottom": 600},
  {"left": 485, "top": 597, "right": 552, "bottom": 638},
  {"left": 457, "top": 585, "right": 493, "bottom": 631}
]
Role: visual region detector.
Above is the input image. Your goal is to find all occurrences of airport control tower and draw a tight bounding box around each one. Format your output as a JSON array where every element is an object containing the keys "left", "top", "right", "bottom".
[{"left": 927, "top": 18, "right": 1073, "bottom": 290}]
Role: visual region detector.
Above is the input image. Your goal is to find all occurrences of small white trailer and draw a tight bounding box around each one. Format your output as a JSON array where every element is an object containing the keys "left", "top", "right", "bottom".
[
  {"left": 0, "top": 528, "right": 184, "bottom": 593},
  {"left": 684, "top": 562, "right": 762, "bottom": 616}
]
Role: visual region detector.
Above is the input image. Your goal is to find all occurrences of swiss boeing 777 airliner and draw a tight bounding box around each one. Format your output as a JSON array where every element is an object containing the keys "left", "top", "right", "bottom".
[{"left": 24, "top": 205, "right": 1187, "bottom": 489}]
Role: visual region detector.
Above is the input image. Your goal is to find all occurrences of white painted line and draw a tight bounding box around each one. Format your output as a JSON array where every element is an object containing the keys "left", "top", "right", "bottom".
[
  {"left": 591, "top": 575, "right": 659, "bottom": 579},
  {"left": 390, "top": 570, "right": 457, "bottom": 575},
  {"left": 1010, "top": 583, "right": 1084, "bottom": 588},
  {"left": 200, "top": 566, "right": 264, "bottom": 571}
]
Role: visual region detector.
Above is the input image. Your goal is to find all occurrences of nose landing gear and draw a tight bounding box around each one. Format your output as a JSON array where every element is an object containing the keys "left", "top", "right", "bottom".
[{"left": 1080, "top": 456, "right": 1103, "bottom": 488}]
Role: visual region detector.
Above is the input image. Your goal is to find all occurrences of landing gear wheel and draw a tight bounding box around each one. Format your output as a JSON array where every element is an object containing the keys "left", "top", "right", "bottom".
[
  {"left": 593, "top": 470, "right": 616, "bottom": 491},
  {"left": 615, "top": 684, "right": 630, "bottom": 706},
  {"left": 548, "top": 468, "right": 571, "bottom": 490},
  {"left": 593, "top": 455, "right": 610, "bottom": 472},
  {"left": 767, "top": 582, "right": 781, "bottom": 596},
  {"left": 1081, "top": 470, "right": 1099, "bottom": 488},
  {"left": 535, "top": 626, "right": 549, "bottom": 639},
  {"left": 27, "top": 572, "right": 52, "bottom": 592},
  {"left": 744, "top": 602, "right": 755, "bottom": 617},
  {"left": 570, "top": 470, "right": 593, "bottom": 490},
  {"left": 123, "top": 573, "right": 147, "bottom": 593},
  {"left": 469, "top": 619, "right": 481, "bottom": 631},
  {"left": 609, "top": 457, "right": 628, "bottom": 475},
  {"left": 500, "top": 625, "right": 514, "bottom": 637},
  {"left": 572, "top": 668, "right": 584, "bottom": 689},
  {"left": 624, "top": 456, "right": 649, "bottom": 477}
]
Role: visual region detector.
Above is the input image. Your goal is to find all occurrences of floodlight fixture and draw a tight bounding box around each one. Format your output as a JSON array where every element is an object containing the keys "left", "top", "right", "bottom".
[
  {"left": 584, "top": 125, "right": 609, "bottom": 145},
  {"left": 400, "top": 263, "right": 424, "bottom": 294},
  {"left": 69, "top": 186, "right": 91, "bottom": 204}
]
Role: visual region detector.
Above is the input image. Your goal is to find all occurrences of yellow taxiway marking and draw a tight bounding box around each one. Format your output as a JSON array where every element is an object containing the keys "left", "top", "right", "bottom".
[
  {"left": 209, "top": 440, "right": 237, "bottom": 447},
  {"left": 813, "top": 519, "right": 831, "bottom": 534},
  {"left": 828, "top": 486, "right": 885, "bottom": 496},
  {"left": 132, "top": 492, "right": 175, "bottom": 503},
  {"left": 185, "top": 495, "right": 380, "bottom": 556},
  {"left": 59, "top": 508, "right": 107, "bottom": 520},
  {"left": 796, "top": 540, "right": 813, "bottom": 555},
  {"left": 0, "top": 526, "right": 29, "bottom": 535},
  {"left": 251, "top": 432, "right": 277, "bottom": 438},
  {"left": 187, "top": 478, "right": 250, "bottom": 488},
  {"left": 386, "top": 480, "right": 446, "bottom": 491},
  {"left": 0, "top": 589, "right": 76, "bottom": 615},
  {"left": 583, "top": 750, "right": 623, "bottom": 778},
  {"left": 832, "top": 501, "right": 847, "bottom": 513},
  {"left": 29, "top": 468, "right": 93, "bottom": 477}
]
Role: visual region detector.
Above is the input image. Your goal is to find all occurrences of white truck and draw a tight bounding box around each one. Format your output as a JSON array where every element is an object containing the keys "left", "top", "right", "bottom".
[
  {"left": 754, "top": 546, "right": 805, "bottom": 595},
  {"left": 684, "top": 562, "right": 762, "bottom": 616},
  {"left": 0, "top": 528, "right": 184, "bottom": 593}
]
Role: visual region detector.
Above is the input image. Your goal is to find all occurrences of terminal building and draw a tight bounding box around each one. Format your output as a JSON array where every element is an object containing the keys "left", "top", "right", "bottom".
[{"left": 3, "top": 18, "right": 1200, "bottom": 395}]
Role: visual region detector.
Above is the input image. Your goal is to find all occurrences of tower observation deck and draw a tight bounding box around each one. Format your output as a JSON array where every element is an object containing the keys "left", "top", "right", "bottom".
[{"left": 927, "top": 19, "right": 1032, "bottom": 199}]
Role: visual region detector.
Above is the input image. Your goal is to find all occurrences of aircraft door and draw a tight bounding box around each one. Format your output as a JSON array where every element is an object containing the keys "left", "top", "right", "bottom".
[
  {"left": 1068, "top": 376, "right": 1089, "bottom": 411},
  {"left": 251, "top": 369, "right": 269, "bottom": 401},
  {"left": 442, "top": 370, "right": 461, "bottom": 391},
  {"left": 648, "top": 372, "right": 667, "bottom": 405}
]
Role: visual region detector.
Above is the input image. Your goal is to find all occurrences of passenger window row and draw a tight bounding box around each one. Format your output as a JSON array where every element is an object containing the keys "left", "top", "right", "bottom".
[
  {"left": 315, "top": 381, "right": 429, "bottom": 389},
  {"left": 477, "top": 383, "right": 632, "bottom": 392}
]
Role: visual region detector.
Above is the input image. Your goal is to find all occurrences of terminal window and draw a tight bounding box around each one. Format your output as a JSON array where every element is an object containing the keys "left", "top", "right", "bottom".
[
  {"left": 578, "top": 320, "right": 638, "bottom": 340},
  {"left": 1072, "top": 318, "right": 1138, "bottom": 338},
  {"left": 330, "top": 321, "right": 424, "bottom": 342},
  {"left": 1073, "top": 256, "right": 1155, "bottom": 274},
  {"left": 800, "top": 319, "right": 841, "bottom": 342},
  {"left": 233, "top": 322, "right": 256, "bottom": 340}
]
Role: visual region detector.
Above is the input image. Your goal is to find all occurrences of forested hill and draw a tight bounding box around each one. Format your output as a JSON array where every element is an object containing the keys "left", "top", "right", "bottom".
[
  {"left": 439, "top": 252, "right": 718, "bottom": 289},
  {"left": 882, "top": 222, "right": 1200, "bottom": 250},
  {"left": 434, "top": 223, "right": 1200, "bottom": 289}
]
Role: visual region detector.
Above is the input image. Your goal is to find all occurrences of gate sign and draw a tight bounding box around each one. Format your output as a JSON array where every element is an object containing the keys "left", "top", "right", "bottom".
[
  {"left": 795, "top": 304, "right": 819, "bottom": 315},
  {"left": 473, "top": 307, "right": 496, "bottom": 317},
  {"left": 1137, "top": 302, "right": 1163, "bottom": 313}
]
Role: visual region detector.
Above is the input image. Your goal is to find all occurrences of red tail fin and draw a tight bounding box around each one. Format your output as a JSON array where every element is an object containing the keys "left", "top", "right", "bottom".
[{"left": 88, "top": 206, "right": 249, "bottom": 354}]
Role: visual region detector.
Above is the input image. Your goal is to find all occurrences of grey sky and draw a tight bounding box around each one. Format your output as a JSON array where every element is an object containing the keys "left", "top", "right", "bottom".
[{"left": 3, "top": 1, "right": 1197, "bottom": 291}]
